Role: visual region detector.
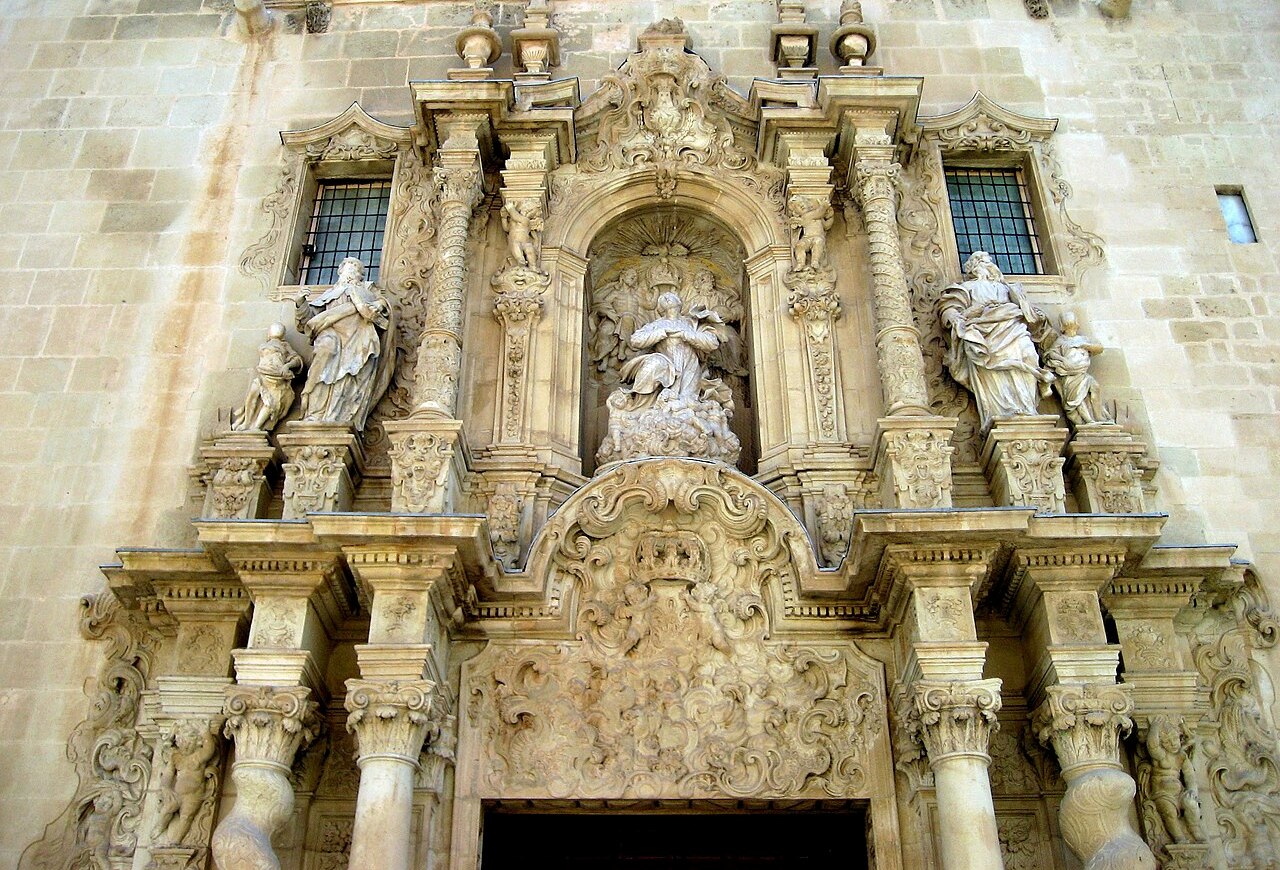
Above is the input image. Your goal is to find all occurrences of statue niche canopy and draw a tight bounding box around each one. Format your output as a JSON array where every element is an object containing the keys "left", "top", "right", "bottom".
[{"left": 583, "top": 208, "right": 755, "bottom": 474}]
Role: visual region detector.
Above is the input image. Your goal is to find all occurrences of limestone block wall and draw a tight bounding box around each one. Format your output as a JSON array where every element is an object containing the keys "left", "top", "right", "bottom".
[{"left": 0, "top": 0, "right": 1277, "bottom": 864}]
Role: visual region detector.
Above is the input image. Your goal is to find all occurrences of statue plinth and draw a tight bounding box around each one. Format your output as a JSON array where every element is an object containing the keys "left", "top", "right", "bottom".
[
  {"left": 981, "top": 415, "right": 1068, "bottom": 513},
  {"left": 384, "top": 417, "right": 467, "bottom": 513},
  {"left": 198, "top": 431, "right": 278, "bottom": 520},
  {"left": 1065, "top": 422, "right": 1147, "bottom": 514},
  {"left": 276, "top": 421, "right": 364, "bottom": 518}
]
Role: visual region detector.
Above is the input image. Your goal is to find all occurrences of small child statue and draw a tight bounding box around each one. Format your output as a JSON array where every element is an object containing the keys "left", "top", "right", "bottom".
[
  {"left": 231, "top": 322, "right": 303, "bottom": 432},
  {"left": 1043, "top": 310, "right": 1112, "bottom": 426}
]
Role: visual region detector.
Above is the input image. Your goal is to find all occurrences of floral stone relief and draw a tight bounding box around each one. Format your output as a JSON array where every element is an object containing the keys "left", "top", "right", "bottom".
[{"left": 464, "top": 459, "right": 885, "bottom": 800}]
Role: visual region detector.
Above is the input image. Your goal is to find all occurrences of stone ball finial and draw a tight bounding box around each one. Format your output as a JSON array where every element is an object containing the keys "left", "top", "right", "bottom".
[{"left": 831, "top": 8, "right": 875, "bottom": 69}]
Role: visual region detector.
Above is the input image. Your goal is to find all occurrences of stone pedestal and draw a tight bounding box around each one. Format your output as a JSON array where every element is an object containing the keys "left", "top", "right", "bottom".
[
  {"left": 276, "top": 421, "right": 363, "bottom": 518},
  {"left": 385, "top": 418, "right": 466, "bottom": 513},
  {"left": 873, "top": 416, "right": 957, "bottom": 508},
  {"left": 199, "top": 431, "right": 277, "bottom": 520},
  {"left": 1164, "top": 843, "right": 1210, "bottom": 869},
  {"left": 1066, "top": 422, "right": 1147, "bottom": 514},
  {"left": 148, "top": 845, "right": 201, "bottom": 870},
  {"left": 982, "top": 415, "right": 1068, "bottom": 513}
]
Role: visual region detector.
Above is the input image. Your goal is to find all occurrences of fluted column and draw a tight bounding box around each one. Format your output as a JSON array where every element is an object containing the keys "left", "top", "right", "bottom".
[
  {"left": 852, "top": 151, "right": 930, "bottom": 417},
  {"left": 212, "top": 686, "right": 317, "bottom": 869},
  {"left": 413, "top": 121, "right": 484, "bottom": 417},
  {"left": 900, "top": 680, "right": 1005, "bottom": 870},
  {"left": 345, "top": 679, "right": 436, "bottom": 870}
]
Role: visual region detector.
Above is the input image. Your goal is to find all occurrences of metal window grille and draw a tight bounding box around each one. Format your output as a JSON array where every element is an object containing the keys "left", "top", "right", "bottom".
[
  {"left": 944, "top": 167, "right": 1044, "bottom": 275},
  {"left": 299, "top": 180, "right": 392, "bottom": 285}
]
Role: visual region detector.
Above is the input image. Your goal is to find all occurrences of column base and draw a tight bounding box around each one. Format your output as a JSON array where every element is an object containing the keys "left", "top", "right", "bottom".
[
  {"left": 872, "top": 416, "right": 957, "bottom": 509},
  {"left": 982, "top": 415, "right": 1068, "bottom": 513},
  {"left": 1066, "top": 422, "right": 1147, "bottom": 513},
  {"left": 384, "top": 418, "right": 466, "bottom": 513},
  {"left": 277, "top": 421, "right": 364, "bottom": 518},
  {"left": 199, "top": 431, "right": 277, "bottom": 520}
]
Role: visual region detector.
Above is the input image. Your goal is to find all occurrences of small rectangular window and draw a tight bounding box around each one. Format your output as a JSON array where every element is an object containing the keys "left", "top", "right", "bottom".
[
  {"left": 945, "top": 166, "right": 1044, "bottom": 275},
  {"left": 299, "top": 180, "right": 392, "bottom": 284},
  {"left": 1216, "top": 188, "right": 1257, "bottom": 244}
]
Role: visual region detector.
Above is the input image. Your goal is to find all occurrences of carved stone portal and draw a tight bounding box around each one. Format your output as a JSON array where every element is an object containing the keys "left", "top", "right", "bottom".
[{"left": 462, "top": 458, "right": 887, "bottom": 800}]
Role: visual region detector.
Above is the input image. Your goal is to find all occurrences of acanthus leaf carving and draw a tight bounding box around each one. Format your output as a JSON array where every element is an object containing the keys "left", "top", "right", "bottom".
[
  {"left": 899, "top": 679, "right": 1002, "bottom": 763},
  {"left": 345, "top": 679, "right": 436, "bottom": 761},
  {"left": 387, "top": 430, "right": 454, "bottom": 513}
]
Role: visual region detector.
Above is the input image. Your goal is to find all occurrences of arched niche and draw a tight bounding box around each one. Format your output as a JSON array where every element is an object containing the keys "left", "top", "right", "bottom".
[
  {"left": 534, "top": 166, "right": 807, "bottom": 483},
  {"left": 581, "top": 205, "right": 758, "bottom": 475}
]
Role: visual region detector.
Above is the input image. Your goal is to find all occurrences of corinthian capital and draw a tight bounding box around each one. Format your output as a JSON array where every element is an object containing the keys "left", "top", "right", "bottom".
[
  {"left": 433, "top": 163, "right": 483, "bottom": 210},
  {"left": 900, "top": 678, "right": 1002, "bottom": 763},
  {"left": 852, "top": 158, "right": 901, "bottom": 203},
  {"left": 345, "top": 678, "right": 436, "bottom": 764},
  {"left": 222, "top": 685, "right": 318, "bottom": 768},
  {"left": 1033, "top": 683, "right": 1134, "bottom": 774}
]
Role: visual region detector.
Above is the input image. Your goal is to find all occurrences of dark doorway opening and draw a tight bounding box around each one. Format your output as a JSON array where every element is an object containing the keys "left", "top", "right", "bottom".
[{"left": 481, "top": 804, "right": 868, "bottom": 869}]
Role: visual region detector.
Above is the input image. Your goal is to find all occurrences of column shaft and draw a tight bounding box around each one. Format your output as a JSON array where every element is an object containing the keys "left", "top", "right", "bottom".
[
  {"left": 854, "top": 157, "right": 931, "bottom": 416},
  {"left": 413, "top": 155, "right": 482, "bottom": 417},
  {"left": 933, "top": 756, "right": 1005, "bottom": 870}
]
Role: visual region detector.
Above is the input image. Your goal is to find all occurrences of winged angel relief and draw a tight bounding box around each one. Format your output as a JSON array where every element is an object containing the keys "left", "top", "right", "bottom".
[{"left": 465, "top": 462, "right": 883, "bottom": 800}]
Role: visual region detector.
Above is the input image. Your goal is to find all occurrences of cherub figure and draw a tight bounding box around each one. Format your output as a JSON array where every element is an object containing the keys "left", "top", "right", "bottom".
[
  {"left": 787, "top": 194, "right": 835, "bottom": 271},
  {"left": 1043, "top": 310, "right": 1112, "bottom": 426},
  {"left": 500, "top": 198, "right": 544, "bottom": 269},
  {"left": 231, "top": 323, "right": 303, "bottom": 432},
  {"left": 1146, "top": 716, "right": 1205, "bottom": 845},
  {"left": 615, "top": 581, "right": 655, "bottom": 656},
  {"left": 152, "top": 718, "right": 221, "bottom": 846}
]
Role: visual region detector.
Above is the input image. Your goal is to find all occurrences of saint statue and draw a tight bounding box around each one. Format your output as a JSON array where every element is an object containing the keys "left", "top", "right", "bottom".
[
  {"left": 940, "top": 251, "right": 1054, "bottom": 428},
  {"left": 231, "top": 322, "right": 303, "bottom": 433},
  {"left": 1044, "top": 310, "right": 1113, "bottom": 426},
  {"left": 596, "top": 291, "right": 740, "bottom": 466},
  {"left": 295, "top": 256, "right": 395, "bottom": 432}
]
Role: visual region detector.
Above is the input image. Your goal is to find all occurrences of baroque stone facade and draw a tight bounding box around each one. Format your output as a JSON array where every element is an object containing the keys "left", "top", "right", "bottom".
[{"left": 3, "top": 2, "right": 1280, "bottom": 870}]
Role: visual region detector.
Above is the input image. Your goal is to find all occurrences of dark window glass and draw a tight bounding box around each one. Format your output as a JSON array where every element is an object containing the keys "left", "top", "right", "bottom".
[
  {"left": 299, "top": 181, "right": 392, "bottom": 284},
  {"left": 944, "top": 167, "right": 1044, "bottom": 275}
]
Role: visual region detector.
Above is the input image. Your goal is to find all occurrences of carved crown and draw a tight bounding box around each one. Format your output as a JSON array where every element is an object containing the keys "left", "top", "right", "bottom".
[{"left": 632, "top": 530, "right": 710, "bottom": 585}]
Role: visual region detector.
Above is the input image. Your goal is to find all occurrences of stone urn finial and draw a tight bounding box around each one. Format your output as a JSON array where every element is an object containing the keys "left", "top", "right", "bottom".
[
  {"left": 831, "top": 0, "right": 877, "bottom": 71},
  {"left": 451, "top": 5, "right": 501, "bottom": 80}
]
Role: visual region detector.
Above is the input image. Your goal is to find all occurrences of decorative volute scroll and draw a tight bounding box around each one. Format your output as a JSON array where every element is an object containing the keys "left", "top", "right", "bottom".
[{"left": 460, "top": 458, "right": 891, "bottom": 802}]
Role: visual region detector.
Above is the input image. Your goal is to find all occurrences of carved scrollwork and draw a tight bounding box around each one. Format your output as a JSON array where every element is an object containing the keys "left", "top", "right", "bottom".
[
  {"left": 466, "top": 459, "right": 885, "bottom": 800},
  {"left": 387, "top": 431, "right": 453, "bottom": 513},
  {"left": 345, "top": 679, "right": 435, "bottom": 761},
  {"left": 237, "top": 160, "right": 301, "bottom": 294},
  {"left": 554, "top": 18, "right": 784, "bottom": 213},
  {"left": 19, "top": 594, "right": 160, "bottom": 870}
]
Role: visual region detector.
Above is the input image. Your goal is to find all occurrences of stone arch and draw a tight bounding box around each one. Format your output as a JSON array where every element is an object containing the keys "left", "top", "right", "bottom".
[{"left": 535, "top": 166, "right": 806, "bottom": 479}]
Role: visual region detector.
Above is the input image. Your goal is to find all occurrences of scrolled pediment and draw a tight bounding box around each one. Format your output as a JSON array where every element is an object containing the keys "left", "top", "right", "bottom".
[
  {"left": 919, "top": 90, "right": 1057, "bottom": 153},
  {"left": 280, "top": 101, "right": 413, "bottom": 162}
]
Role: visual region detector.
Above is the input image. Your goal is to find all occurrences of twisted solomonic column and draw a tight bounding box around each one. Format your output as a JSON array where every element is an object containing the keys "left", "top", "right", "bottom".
[
  {"left": 1034, "top": 684, "right": 1157, "bottom": 869},
  {"left": 413, "top": 160, "right": 484, "bottom": 418},
  {"left": 900, "top": 679, "right": 1005, "bottom": 870},
  {"left": 345, "top": 679, "right": 437, "bottom": 870},
  {"left": 211, "top": 686, "right": 317, "bottom": 870},
  {"left": 853, "top": 157, "right": 932, "bottom": 417}
]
